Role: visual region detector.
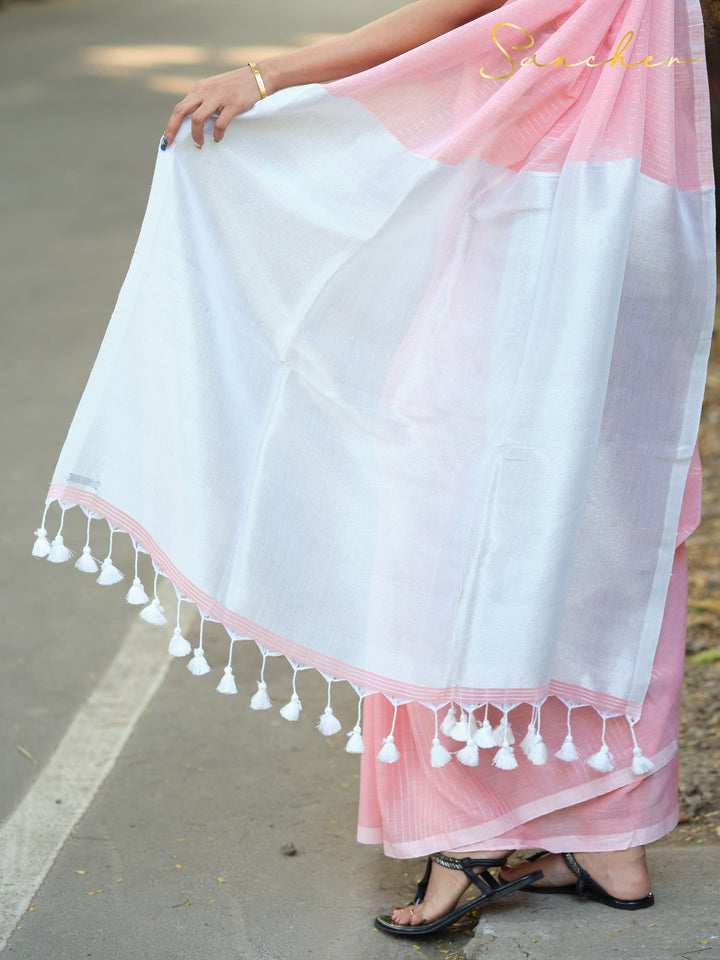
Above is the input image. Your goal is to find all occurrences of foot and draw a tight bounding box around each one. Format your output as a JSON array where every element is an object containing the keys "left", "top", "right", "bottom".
[
  {"left": 390, "top": 850, "right": 511, "bottom": 927},
  {"left": 500, "top": 847, "right": 651, "bottom": 901}
]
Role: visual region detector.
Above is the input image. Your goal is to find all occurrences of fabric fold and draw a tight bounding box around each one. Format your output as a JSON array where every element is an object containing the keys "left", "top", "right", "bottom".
[{"left": 36, "top": 0, "right": 715, "bottom": 771}]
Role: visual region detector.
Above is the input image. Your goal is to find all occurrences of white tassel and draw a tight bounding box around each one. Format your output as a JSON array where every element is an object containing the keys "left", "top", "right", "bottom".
[
  {"left": 32, "top": 527, "right": 51, "bottom": 558},
  {"left": 524, "top": 706, "right": 548, "bottom": 765},
  {"left": 345, "top": 694, "right": 365, "bottom": 753},
  {"left": 628, "top": 718, "right": 655, "bottom": 775},
  {"left": 474, "top": 706, "right": 496, "bottom": 748},
  {"left": 317, "top": 678, "right": 342, "bottom": 735},
  {"left": 47, "top": 506, "right": 73, "bottom": 562},
  {"left": 250, "top": 680, "right": 272, "bottom": 710},
  {"left": 631, "top": 747, "right": 655, "bottom": 775},
  {"left": 32, "top": 508, "right": 52, "bottom": 557},
  {"left": 75, "top": 545, "right": 99, "bottom": 573},
  {"left": 280, "top": 693, "right": 302, "bottom": 721},
  {"left": 216, "top": 664, "right": 237, "bottom": 695},
  {"left": 376, "top": 735, "right": 400, "bottom": 763},
  {"left": 473, "top": 718, "right": 496, "bottom": 748},
  {"left": 555, "top": 705, "right": 579, "bottom": 761},
  {"left": 317, "top": 706, "right": 342, "bottom": 736},
  {"left": 97, "top": 556, "right": 124, "bottom": 585},
  {"left": 430, "top": 737, "right": 452, "bottom": 767},
  {"left": 140, "top": 596, "right": 166, "bottom": 625},
  {"left": 440, "top": 705, "right": 457, "bottom": 737},
  {"left": 96, "top": 524, "right": 124, "bottom": 584},
  {"left": 48, "top": 534, "right": 73, "bottom": 563},
  {"left": 216, "top": 637, "right": 239, "bottom": 694},
  {"left": 377, "top": 702, "right": 401, "bottom": 762},
  {"left": 520, "top": 712, "right": 537, "bottom": 758},
  {"left": 450, "top": 711, "right": 469, "bottom": 742},
  {"left": 140, "top": 570, "right": 167, "bottom": 624},
  {"left": 456, "top": 738, "right": 480, "bottom": 766},
  {"left": 492, "top": 743, "right": 518, "bottom": 770},
  {"left": 345, "top": 724, "right": 365, "bottom": 754},
  {"left": 187, "top": 647, "right": 211, "bottom": 676},
  {"left": 430, "top": 708, "right": 452, "bottom": 767},
  {"left": 587, "top": 743, "right": 614, "bottom": 772},
  {"left": 168, "top": 596, "right": 191, "bottom": 655},
  {"left": 280, "top": 665, "right": 303, "bottom": 720},
  {"left": 527, "top": 732, "right": 549, "bottom": 766},
  {"left": 125, "top": 543, "right": 149, "bottom": 603},
  {"left": 494, "top": 718, "right": 515, "bottom": 745},
  {"left": 126, "top": 576, "right": 149, "bottom": 604},
  {"left": 492, "top": 709, "right": 519, "bottom": 769},
  {"left": 74, "top": 515, "right": 98, "bottom": 572},
  {"left": 168, "top": 626, "right": 192, "bottom": 658},
  {"left": 555, "top": 734, "right": 580, "bottom": 762},
  {"left": 250, "top": 651, "right": 272, "bottom": 709},
  {"left": 587, "top": 716, "right": 614, "bottom": 772}
]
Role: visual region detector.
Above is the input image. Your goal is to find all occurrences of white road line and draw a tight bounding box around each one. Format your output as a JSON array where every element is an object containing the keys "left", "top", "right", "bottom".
[{"left": 0, "top": 583, "right": 189, "bottom": 951}]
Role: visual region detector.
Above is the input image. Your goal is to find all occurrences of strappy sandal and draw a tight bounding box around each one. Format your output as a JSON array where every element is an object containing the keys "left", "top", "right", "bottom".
[
  {"left": 519, "top": 852, "right": 655, "bottom": 911},
  {"left": 374, "top": 852, "right": 543, "bottom": 936}
]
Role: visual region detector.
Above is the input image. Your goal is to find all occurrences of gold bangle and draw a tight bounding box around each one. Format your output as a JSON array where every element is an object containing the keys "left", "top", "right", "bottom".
[{"left": 247, "top": 61, "right": 267, "bottom": 99}]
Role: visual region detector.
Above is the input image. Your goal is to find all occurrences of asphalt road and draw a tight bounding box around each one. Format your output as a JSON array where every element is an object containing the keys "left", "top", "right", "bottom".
[{"left": 0, "top": 0, "right": 718, "bottom": 958}]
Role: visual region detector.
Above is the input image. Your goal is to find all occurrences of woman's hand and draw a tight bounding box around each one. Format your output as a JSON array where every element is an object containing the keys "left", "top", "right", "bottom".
[
  {"left": 162, "top": 65, "right": 264, "bottom": 148},
  {"left": 161, "top": 0, "right": 508, "bottom": 149}
]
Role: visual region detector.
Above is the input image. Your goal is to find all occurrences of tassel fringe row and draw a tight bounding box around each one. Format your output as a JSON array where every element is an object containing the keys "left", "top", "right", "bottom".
[{"left": 31, "top": 501, "right": 659, "bottom": 775}]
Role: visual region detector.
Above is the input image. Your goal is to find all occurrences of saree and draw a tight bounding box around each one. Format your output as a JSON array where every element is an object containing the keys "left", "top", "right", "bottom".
[
  {"left": 359, "top": 452, "right": 701, "bottom": 855},
  {"left": 33, "top": 0, "right": 715, "bottom": 780}
]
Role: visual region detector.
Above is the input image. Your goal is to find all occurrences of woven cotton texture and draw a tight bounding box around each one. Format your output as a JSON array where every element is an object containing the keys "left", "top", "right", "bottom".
[{"left": 39, "top": 0, "right": 714, "bottom": 744}]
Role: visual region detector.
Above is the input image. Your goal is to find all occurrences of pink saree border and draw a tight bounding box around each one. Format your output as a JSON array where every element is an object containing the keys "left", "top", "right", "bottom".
[{"left": 48, "top": 482, "right": 643, "bottom": 717}]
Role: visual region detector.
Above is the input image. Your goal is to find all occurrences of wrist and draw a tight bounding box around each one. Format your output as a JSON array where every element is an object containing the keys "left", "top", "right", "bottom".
[{"left": 254, "top": 57, "right": 285, "bottom": 97}]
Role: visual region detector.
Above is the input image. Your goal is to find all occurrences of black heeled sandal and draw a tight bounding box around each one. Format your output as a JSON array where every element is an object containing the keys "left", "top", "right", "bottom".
[
  {"left": 374, "top": 852, "right": 543, "bottom": 936},
  {"left": 519, "top": 852, "right": 654, "bottom": 911}
]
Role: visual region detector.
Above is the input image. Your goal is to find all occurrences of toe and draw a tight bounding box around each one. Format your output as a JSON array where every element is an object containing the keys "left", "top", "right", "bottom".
[{"left": 390, "top": 905, "right": 413, "bottom": 926}]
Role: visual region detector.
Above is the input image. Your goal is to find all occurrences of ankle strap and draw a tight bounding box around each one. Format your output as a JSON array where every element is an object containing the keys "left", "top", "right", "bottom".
[
  {"left": 431, "top": 852, "right": 507, "bottom": 870},
  {"left": 562, "top": 853, "right": 585, "bottom": 879}
]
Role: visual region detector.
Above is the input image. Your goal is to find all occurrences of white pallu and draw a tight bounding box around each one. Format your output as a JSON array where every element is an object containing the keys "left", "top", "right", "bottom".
[{"left": 36, "top": 0, "right": 715, "bottom": 767}]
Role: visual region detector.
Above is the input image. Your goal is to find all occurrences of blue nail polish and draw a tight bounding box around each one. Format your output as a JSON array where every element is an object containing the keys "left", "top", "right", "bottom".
[{"left": 160, "top": 135, "right": 168, "bottom": 152}]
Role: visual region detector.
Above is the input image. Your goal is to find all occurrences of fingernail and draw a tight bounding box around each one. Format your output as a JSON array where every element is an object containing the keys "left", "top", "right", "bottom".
[
  {"left": 213, "top": 137, "right": 220, "bottom": 143},
  {"left": 160, "top": 135, "right": 169, "bottom": 152},
  {"left": 194, "top": 141, "right": 202, "bottom": 150}
]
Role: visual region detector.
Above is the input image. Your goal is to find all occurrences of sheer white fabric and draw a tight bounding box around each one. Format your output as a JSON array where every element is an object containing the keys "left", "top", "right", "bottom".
[{"left": 45, "top": 0, "right": 715, "bottom": 727}]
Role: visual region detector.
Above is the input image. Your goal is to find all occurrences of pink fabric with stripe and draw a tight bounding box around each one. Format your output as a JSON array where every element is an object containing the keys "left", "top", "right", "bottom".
[
  {"left": 357, "top": 449, "right": 701, "bottom": 857},
  {"left": 327, "top": 0, "right": 712, "bottom": 189}
]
